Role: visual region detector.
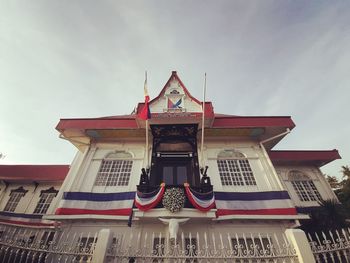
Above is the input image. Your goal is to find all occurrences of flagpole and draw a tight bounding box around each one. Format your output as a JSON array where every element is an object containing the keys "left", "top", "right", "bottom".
[
  {"left": 145, "top": 71, "right": 149, "bottom": 168},
  {"left": 146, "top": 119, "right": 149, "bottom": 168},
  {"left": 200, "top": 73, "right": 207, "bottom": 168}
]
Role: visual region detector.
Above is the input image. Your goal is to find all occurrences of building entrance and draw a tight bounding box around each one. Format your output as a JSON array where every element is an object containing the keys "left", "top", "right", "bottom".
[{"left": 150, "top": 124, "right": 200, "bottom": 187}]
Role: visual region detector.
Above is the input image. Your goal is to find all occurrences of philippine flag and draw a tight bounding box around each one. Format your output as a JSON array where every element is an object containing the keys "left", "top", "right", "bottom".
[{"left": 139, "top": 73, "right": 151, "bottom": 120}]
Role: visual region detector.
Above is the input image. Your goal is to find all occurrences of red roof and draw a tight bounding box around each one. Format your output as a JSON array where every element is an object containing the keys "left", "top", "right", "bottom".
[
  {"left": 56, "top": 117, "right": 138, "bottom": 131},
  {"left": 213, "top": 116, "right": 295, "bottom": 129},
  {"left": 57, "top": 114, "right": 294, "bottom": 131},
  {"left": 268, "top": 150, "right": 341, "bottom": 167},
  {"left": 0, "top": 165, "right": 69, "bottom": 182},
  {"left": 55, "top": 72, "right": 297, "bottom": 150}
]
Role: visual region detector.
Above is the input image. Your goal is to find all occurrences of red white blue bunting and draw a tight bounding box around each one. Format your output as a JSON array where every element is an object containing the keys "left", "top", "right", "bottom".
[
  {"left": 55, "top": 191, "right": 135, "bottom": 217},
  {"left": 135, "top": 183, "right": 165, "bottom": 211},
  {"left": 214, "top": 191, "right": 297, "bottom": 217},
  {"left": 184, "top": 183, "right": 215, "bottom": 212},
  {"left": 0, "top": 211, "right": 56, "bottom": 228}
]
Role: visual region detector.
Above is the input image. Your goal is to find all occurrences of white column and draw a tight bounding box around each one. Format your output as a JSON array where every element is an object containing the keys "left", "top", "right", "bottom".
[
  {"left": 91, "top": 228, "right": 113, "bottom": 263},
  {"left": 285, "top": 229, "right": 315, "bottom": 263}
]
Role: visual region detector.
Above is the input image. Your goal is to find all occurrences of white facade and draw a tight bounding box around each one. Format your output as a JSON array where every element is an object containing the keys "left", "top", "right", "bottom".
[
  {"left": 0, "top": 72, "right": 341, "bottom": 262},
  {"left": 276, "top": 165, "right": 338, "bottom": 209}
]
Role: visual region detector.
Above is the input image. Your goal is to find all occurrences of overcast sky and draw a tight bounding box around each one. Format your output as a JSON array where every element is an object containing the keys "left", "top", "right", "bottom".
[{"left": 0, "top": 1, "right": 349, "bottom": 179}]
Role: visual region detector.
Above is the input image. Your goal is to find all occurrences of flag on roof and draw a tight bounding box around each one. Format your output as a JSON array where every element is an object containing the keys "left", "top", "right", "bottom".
[{"left": 139, "top": 73, "right": 151, "bottom": 120}]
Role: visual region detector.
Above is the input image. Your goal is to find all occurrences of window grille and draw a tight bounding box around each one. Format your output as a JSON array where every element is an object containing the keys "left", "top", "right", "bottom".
[
  {"left": 289, "top": 170, "right": 322, "bottom": 202},
  {"left": 94, "top": 152, "right": 133, "bottom": 187},
  {"left": 153, "top": 237, "right": 165, "bottom": 257},
  {"left": 152, "top": 237, "right": 197, "bottom": 261},
  {"left": 217, "top": 150, "right": 256, "bottom": 186},
  {"left": 33, "top": 193, "right": 57, "bottom": 214},
  {"left": 76, "top": 236, "right": 97, "bottom": 262},
  {"left": 184, "top": 238, "right": 197, "bottom": 262},
  {"left": 4, "top": 191, "right": 26, "bottom": 212},
  {"left": 231, "top": 237, "right": 271, "bottom": 255}
]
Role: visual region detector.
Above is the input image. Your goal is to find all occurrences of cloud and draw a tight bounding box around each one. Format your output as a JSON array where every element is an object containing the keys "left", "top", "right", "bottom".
[{"left": 0, "top": 1, "right": 349, "bottom": 178}]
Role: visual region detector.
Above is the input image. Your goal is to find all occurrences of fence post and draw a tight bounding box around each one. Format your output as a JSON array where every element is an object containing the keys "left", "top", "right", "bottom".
[
  {"left": 91, "top": 228, "right": 113, "bottom": 263},
  {"left": 285, "top": 229, "right": 315, "bottom": 263}
]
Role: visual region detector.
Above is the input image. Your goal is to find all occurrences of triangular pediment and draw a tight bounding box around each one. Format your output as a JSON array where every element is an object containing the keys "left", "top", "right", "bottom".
[{"left": 149, "top": 71, "right": 203, "bottom": 114}]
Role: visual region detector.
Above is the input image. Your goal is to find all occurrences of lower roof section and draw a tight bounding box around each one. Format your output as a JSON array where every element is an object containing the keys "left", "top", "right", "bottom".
[
  {"left": 0, "top": 165, "right": 69, "bottom": 182},
  {"left": 268, "top": 150, "right": 341, "bottom": 167}
]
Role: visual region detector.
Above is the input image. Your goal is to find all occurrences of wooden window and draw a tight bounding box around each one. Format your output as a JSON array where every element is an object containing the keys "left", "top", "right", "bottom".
[
  {"left": 33, "top": 187, "right": 58, "bottom": 214},
  {"left": 33, "top": 193, "right": 56, "bottom": 214},
  {"left": 217, "top": 150, "right": 256, "bottom": 186},
  {"left": 289, "top": 170, "right": 322, "bottom": 202},
  {"left": 76, "top": 236, "right": 97, "bottom": 262},
  {"left": 94, "top": 152, "right": 133, "bottom": 187},
  {"left": 160, "top": 159, "right": 191, "bottom": 185},
  {"left": 3, "top": 187, "right": 28, "bottom": 212}
]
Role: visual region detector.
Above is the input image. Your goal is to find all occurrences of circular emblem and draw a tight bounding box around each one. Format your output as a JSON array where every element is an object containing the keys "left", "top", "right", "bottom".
[{"left": 162, "top": 187, "right": 185, "bottom": 213}]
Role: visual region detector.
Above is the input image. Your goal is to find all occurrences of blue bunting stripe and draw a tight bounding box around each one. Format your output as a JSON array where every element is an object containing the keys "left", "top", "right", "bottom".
[
  {"left": 214, "top": 191, "right": 297, "bottom": 217},
  {"left": 0, "top": 212, "right": 55, "bottom": 227},
  {"left": 56, "top": 191, "right": 135, "bottom": 216},
  {"left": 135, "top": 184, "right": 165, "bottom": 211},
  {"left": 184, "top": 184, "right": 215, "bottom": 212}
]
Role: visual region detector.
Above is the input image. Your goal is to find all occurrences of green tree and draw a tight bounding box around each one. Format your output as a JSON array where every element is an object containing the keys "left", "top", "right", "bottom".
[
  {"left": 300, "top": 199, "right": 347, "bottom": 233},
  {"left": 326, "top": 175, "right": 340, "bottom": 189},
  {"left": 301, "top": 166, "right": 350, "bottom": 233},
  {"left": 342, "top": 165, "right": 350, "bottom": 179},
  {"left": 335, "top": 165, "right": 350, "bottom": 218}
]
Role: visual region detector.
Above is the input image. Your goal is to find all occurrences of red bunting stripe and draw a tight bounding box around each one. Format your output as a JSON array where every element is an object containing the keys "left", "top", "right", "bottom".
[
  {"left": 184, "top": 185, "right": 215, "bottom": 212},
  {"left": 216, "top": 208, "right": 297, "bottom": 216},
  {"left": 135, "top": 185, "right": 165, "bottom": 211},
  {"left": 55, "top": 208, "right": 132, "bottom": 216}
]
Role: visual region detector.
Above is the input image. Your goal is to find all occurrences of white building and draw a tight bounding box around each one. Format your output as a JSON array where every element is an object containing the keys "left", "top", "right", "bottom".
[{"left": 0, "top": 71, "right": 341, "bottom": 262}]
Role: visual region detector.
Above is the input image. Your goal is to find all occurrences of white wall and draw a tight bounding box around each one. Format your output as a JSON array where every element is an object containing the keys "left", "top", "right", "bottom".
[
  {"left": 203, "top": 139, "right": 285, "bottom": 192},
  {"left": 57, "top": 138, "right": 288, "bottom": 195},
  {"left": 0, "top": 182, "right": 62, "bottom": 214},
  {"left": 275, "top": 164, "right": 338, "bottom": 207},
  {"left": 61, "top": 141, "right": 146, "bottom": 194}
]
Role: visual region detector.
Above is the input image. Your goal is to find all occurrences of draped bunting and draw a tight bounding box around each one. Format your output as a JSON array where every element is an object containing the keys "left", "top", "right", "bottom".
[
  {"left": 55, "top": 191, "right": 135, "bottom": 217},
  {"left": 0, "top": 211, "right": 55, "bottom": 228},
  {"left": 214, "top": 191, "right": 297, "bottom": 217},
  {"left": 135, "top": 183, "right": 165, "bottom": 211},
  {"left": 184, "top": 183, "right": 215, "bottom": 212},
  {"left": 55, "top": 187, "right": 297, "bottom": 218}
]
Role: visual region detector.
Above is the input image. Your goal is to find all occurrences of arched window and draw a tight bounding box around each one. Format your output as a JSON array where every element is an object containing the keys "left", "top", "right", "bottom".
[
  {"left": 4, "top": 187, "right": 28, "bottom": 212},
  {"left": 94, "top": 152, "right": 133, "bottom": 187},
  {"left": 33, "top": 187, "right": 59, "bottom": 214},
  {"left": 217, "top": 150, "right": 256, "bottom": 186},
  {"left": 289, "top": 170, "right": 322, "bottom": 202}
]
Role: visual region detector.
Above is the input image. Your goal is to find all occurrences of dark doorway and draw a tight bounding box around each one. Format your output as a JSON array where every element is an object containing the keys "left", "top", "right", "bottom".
[
  {"left": 158, "top": 157, "right": 192, "bottom": 186},
  {"left": 150, "top": 124, "right": 200, "bottom": 187}
]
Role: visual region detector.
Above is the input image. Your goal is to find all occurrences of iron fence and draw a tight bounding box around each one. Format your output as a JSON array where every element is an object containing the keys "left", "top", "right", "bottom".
[
  {"left": 0, "top": 224, "right": 97, "bottom": 263},
  {"left": 308, "top": 228, "right": 350, "bottom": 263},
  {"left": 107, "top": 231, "right": 298, "bottom": 263}
]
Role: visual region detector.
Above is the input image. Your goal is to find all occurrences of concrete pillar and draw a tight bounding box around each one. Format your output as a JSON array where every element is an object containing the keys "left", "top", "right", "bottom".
[
  {"left": 285, "top": 229, "right": 315, "bottom": 263},
  {"left": 91, "top": 229, "right": 113, "bottom": 263}
]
